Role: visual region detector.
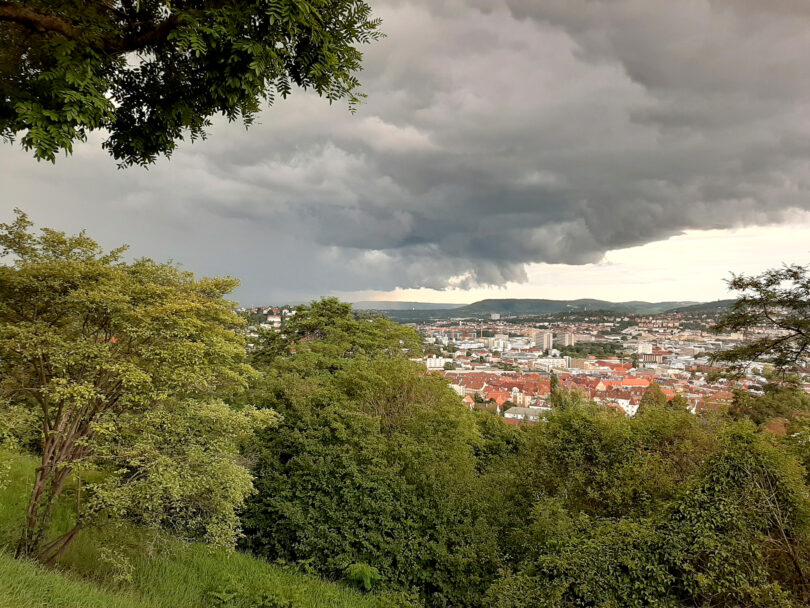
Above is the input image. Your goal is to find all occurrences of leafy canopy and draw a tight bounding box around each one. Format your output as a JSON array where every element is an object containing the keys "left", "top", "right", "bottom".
[
  {"left": 713, "top": 264, "right": 810, "bottom": 380},
  {"left": 0, "top": 0, "right": 382, "bottom": 166},
  {"left": 241, "top": 301, "right": 496, "bottom": 606},
  {"left": 0, "top": 209, "right": 269, "bottom": 561},
  {"left": 250, "top": 297, "right": 422, "bottom": 371}
]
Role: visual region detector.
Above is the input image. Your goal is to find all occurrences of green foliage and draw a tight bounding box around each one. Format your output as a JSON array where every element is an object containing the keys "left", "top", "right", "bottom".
[
  {"left": 207, "top": 579, "right": 295, "bottom": 608},
  {"left": 250, "top": 298, "right": 422, "bottom": 371},
  {"left": 546, "top": 387, "right": 591, "bottom": 411},
  {"left": 636, "top": 382, "right": 669, "bottom": 416},
  {"left": 345, "top": 563, "right": 382, "bottom": 592},
  {"left": 241, "top": 312, "right": 497, "bottom": 607},
  {"left": 660, "top": 428, "right": 809, "bottom": 606},
  {"left": 554, "top": 341, "right": 628, "bottom": 359},
  {"left": 713, "top": 264, "right": 810, "bottom": 378},
  {"left": 0, "top": 397, "right": 38, "bottom": 452},
  {"left": 482, "top": 411, "right": 810, "bottom": 608},
  {"left": 0, "top": 451, "right": 408, "bottom": 608},
  {"left": 0, "top": 210, "right": 264, "bottom": 559},
  {"left": 484, "top": 518, "right": 672, "bottom": 608},
  {"left": 88, "top": 399, "right": 276, "bottom": 548},
  {"left": 669, "top": 393, "right": 689, "bottom": 411},
  {"left": 730, "top": 385, "right": 810, "bottom": 426},
  {"left": 5, "top": 246, "right": 810, "bottom": 608},
  {"left": 0, "top": 0, "right": 383, "bottom": 165},
  {"left": 240, "top": 309, "right": 810, "bottom": 606}
]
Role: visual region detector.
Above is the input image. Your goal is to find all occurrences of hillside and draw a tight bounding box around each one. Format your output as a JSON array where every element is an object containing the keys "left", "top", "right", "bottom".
[
  {"left": 453, "top": 298, "right": 699, "bottom": 315},
  {"left": 0, "top": 451, "right": 405, "bottom": 608},
  {"left": 378, "top": 298, "right": 703, "bottom": 320},
  {"left": 351, "top": 301, "right": 464, "bottom": 311},
  {"left": 667, "top": 299, "right": 736, "bottom": 313}
]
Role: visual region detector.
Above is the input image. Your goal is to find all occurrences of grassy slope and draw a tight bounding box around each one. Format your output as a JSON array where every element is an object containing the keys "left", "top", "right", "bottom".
[
  {"left": 0, "top": 554, "right": 150, "bottom": 608},
  {"left": 0, "top": 450, "right": 396, "bottom": 608}
]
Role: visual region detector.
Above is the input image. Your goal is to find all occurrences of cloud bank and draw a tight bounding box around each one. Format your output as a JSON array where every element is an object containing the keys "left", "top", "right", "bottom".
[{"left": 3, "top": 0, "right": 810, "bottom": 302}]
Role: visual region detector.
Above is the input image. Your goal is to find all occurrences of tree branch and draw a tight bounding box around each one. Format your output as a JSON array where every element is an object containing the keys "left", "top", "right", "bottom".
[
  {"left": 116, "top": 13, "right": 183, "bottom": 53},
  {"left": 0, "top": 3, "right": 185, "bottom": 55},
  {"left": 0, "top": 3, "right": 81, "bottom": 39}
]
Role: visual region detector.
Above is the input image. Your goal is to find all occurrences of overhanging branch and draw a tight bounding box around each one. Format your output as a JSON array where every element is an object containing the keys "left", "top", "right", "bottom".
[
  {"left": 117, "top": 13, "right": 182, "bottom": 52},
  {"left": 0, "top": 3, "right": 81, "bottom": 39},
  {"left": 0, "top": 3, "right": 184, "bottom": 55}
]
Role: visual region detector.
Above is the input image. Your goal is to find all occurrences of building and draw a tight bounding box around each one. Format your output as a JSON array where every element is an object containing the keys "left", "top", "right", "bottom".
[
  {"left": 504, "top": 407, "right": 543, "bottom": 423},
  {"left": 561, "top": 333, "right": 576, "bottom": 347},
  {"left": 425, "top": 355, "right": 451, "bottom": 370},
  {"left": 490, "top": 313, "right": 501, "bottom": 320},
  {"left": 538, "top": 332, "right": 553, "bottom": 351},
  {"left": 534, "top": 357, "right": 570, "bottom": 371}
]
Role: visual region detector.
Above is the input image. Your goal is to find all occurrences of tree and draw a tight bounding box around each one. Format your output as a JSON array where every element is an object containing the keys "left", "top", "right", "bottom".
[
  {"left": 240, "top": 334, "right": 498, "bottom": 606},
  {"left": 669, "top": 393, "right": 689, "bottom": 411},
  {"left": 636, "top": 382, "right": 668, "bottom": 416},
  {"left": 713, "top": 264, "right": 810, "bottom": 379},
  {"left": 729, "top": 385, "right": 810, "bottom": 426},
  {"left": 0, "top": 210, "right": 264, "bottom": 561},
  {"left": 249, "top": 297, "right": 421, "bottom": 372},
  {"left": 546, "top": 387, "right": 591, "bottom": 411},
  {"left": 0, "top": 0, "right": 382, "bottom": 166}
]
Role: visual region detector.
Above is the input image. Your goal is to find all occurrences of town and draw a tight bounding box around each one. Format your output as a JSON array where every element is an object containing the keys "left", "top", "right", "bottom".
[
  {"left": 415, "top": 309, "right": 795, "bottom": 421},
  {"left": 238, "top": 303, "right": 810, "bottom": 424}
]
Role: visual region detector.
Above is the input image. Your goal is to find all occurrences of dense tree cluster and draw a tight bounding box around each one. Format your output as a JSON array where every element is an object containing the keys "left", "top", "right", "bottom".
[
  {"left": 4, "top": 217, "right": 810, "bottom": 606},
  {"left": 0, "top": 211, "right": 270, "bottom": 562},
  {"left": 234, "top": 298, "right": 810, "bottom": 607},
  {"left": 553, "top": 341, "right": 628, "bottom": 359}
]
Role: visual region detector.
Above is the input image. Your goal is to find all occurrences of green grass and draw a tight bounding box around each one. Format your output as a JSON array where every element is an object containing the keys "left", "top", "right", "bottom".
[
  {"left": 0, "top": 553, "right": 151, "bottom": 608},
  {"left": 0, "top": 450, "right": 406, "bottom": 608}
]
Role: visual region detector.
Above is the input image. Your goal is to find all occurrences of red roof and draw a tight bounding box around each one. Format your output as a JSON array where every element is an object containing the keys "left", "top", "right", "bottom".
[
  {"left": 621, "top": 377, "right": 650, "bottom": 388},
  {"left": 484, "top": 390, "right": 511, "bottom": 406}
]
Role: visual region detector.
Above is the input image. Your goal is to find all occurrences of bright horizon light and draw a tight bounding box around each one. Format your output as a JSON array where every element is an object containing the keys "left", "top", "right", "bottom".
[{"left": 337, "top": 211, "right": 810, "bottom": 305}]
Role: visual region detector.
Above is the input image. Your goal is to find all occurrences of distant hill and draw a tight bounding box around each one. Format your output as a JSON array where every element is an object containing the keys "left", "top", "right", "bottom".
[
  {"left": 450, "top": 298, "right": 700, "bottom": 316},
  {"left": 358, "top": 298, "right": 735, "bottom": 321},
  {"left": 351, "top": 300, "right": 465, "bottom": 311},
  {"left": 666, "top": 299, "right": 736, "bottom": 313}
]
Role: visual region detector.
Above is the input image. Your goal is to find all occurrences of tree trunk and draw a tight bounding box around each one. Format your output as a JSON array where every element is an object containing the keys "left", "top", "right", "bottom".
[
  {"left": 15, "top": 433, "right": 76, "bottom": 559},
  {"left": 16, "top": 463, "right": 54, "bottom": 558},
  {"left": 40, "top": 523, "right": 83, "bottom": 566}
]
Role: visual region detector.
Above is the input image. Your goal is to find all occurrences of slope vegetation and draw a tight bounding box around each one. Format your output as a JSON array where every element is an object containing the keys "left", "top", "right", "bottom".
[{"left": 0, "top": 451, "right": 402, "bottom": 608}]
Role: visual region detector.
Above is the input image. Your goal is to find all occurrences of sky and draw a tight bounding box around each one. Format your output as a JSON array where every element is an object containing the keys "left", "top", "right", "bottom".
[{"left": 2, "top": 0, "right": 810, "bottom": 306}]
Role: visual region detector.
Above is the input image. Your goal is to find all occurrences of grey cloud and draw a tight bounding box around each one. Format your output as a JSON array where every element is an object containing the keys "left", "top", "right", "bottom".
[{"left": 3, "top": 0, "right": 810, "bottom": 303}]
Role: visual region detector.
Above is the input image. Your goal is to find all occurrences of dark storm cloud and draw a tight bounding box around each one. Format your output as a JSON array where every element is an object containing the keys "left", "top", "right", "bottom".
[{"left": 3, "top": 0, "right": 810, "bottom": 302}]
